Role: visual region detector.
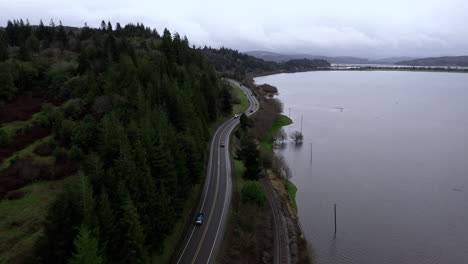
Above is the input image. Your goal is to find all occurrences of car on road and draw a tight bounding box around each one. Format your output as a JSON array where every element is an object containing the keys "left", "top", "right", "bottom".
[
  {"left": 250, "top": 110, "right": 253, "bottom": 113},
  {"left": 220, "top": 142, "right": 225, "bottom": 147},
  {"left": 195, "top": 213, "right": 204, "bottom": 225},
  {"left": 233, "top": 114, "right": 239, "bottom": 118}
]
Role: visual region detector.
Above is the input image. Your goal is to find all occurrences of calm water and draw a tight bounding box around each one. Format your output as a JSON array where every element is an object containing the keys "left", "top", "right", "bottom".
[{"left": 255, "top": 71, "right": 468, "bottom": 264}]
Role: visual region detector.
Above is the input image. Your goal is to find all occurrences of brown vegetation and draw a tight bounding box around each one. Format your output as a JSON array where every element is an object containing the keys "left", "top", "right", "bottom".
[
  {"left": 0, "top": 93, "right": 62, "bottom": 124},
  {"left": 0, "top": 156, "right": 79, "bottom": 200},
  {"left": 258, "top": 84, "right": 278, "bottom": 94},
  {"left": 0, "top": 123, "right": 51, "bottom": 163},
  {"left": 33, "top": 142, "right": 54, "bottom": 156}
]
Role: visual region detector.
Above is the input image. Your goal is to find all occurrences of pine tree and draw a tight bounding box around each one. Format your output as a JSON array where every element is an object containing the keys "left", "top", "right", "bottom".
[
  {"left": 0, "top": 34, "right": 8, "bottom": 61},
  {"left": 117, "top": 183, "right": 149, "bottom": 264},
  {"left": 57, "top": 21, "right": 68, "bottom": 47},
  {"left": 219, "top": 83, "right": 233, "bottom": 115},
  {"left": 239, "top": 133, "right": 262, "bottom": 180},
  {"left": 0, "top": 63, "right": 17, "bottom": 102},
  {"left": 97, "top": 188, "right": 118, "bottom": 262},
  {"left": 240, "top": 113, "right": 249, "bottom": 130},
  {"left": 69, "top": 226, "right": 103, "bottom": 264},
  {"left": 107, "top": 21, "right": 113, "bottom": 32}
]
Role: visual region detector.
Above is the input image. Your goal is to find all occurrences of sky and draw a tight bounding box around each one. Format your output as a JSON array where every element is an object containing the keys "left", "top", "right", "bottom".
[{"left": 1, "top": 0, "right": 467, "bottom": 58}]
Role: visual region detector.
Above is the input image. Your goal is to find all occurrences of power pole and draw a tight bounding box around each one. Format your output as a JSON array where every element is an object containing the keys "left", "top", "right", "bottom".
[
  {"left": 310, "top": 142, "right": 313, "bottom": 164},
  {"left": 334, "top": 203, "right": 337, "bottom": 235},
  {"left": 288, "top": 108, "right": 291, "bottom": 118},
  {"left": 301, "top": 114, "right": 303, "bottom": 134}
]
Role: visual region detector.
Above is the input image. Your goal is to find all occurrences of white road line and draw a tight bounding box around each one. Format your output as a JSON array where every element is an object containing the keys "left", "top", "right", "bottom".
[
  {"left": 206, "top": 121, "right": 236, "bottom": 264},
  {"left": 178, "top": 80, "right": 258, "bottom": 264},
  {"left": 176, "top": 121, "right": 224, "bottom": 264},
  {"left": 207, "top": 82, "right": 259, "bottom": 263}
]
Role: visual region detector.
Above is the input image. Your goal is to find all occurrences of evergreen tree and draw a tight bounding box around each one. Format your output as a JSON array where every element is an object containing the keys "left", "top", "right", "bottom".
[
  {"left": 69, "top": 226, "right": 103, "bottom": 264},
  {"left": 57, "top": 21, "right": 68, "bottom": 47},
  {"left": 0, "top": 63, "right": 17, "bottom": 102},
  {"left": 219, "top": 83, "right": 233, "bottom": 114},
  {"left": 107, "top": 21, "right": 113, "bottom": 32},
  {"left": 239, "top": 133, "right": 262, "bottom": 180},
  {"left": 25, "top": 34, "right": 40, "bottom": 52},
  {"left": 0, "top": 36, "right": 8, "bottom": 61},
  {"left": 117, "top": 183, "right": 149, "bottom": 264},
  {"left": 240, "top": 113, "right": 249, "bottom": 130}
]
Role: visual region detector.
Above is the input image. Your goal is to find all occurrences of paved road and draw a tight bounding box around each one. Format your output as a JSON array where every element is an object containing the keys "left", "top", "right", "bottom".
[{"left": 176, "top": 79, "right": 259, "bottom": 264}]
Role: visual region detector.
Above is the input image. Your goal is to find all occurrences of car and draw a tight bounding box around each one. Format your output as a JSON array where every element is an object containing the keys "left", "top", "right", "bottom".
[
  {"left": 233, "top": 114, "right": 239, "bottom": 118},
  {"left": 250, "top": 110, "right": 253, "bottom": 113},
  {"left": 220, "top": 142, "right": 225, "bottom": 147},
  {"left": 195, "top": 213, "right": 204, "bottom": 225}
]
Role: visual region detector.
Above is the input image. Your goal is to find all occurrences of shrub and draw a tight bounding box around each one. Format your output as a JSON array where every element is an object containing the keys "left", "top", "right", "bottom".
[
  {"left": 242, "top": 181, "right": 267, "bottom": 207},
  {"left": 0, "top": 129, "right": 11, "bottom": 146},
  {"left": 69, "top": 145, "right": 84, "bottom": 161},
  {"left": 53, "top": 147, "right": 68, "bottom": 162}
]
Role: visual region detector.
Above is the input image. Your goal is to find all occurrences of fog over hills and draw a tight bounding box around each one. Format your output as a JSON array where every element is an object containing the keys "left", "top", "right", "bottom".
[
  {"left": 395, "top": 56, "right": 468, "bottom": 66},
  {"left": 246, "top": 51, "right": 423, "bottom": 65}
]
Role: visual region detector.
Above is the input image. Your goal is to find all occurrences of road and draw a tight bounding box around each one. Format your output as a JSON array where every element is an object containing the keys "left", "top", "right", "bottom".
[{"left": 175, "top": 79, "right": 259, "bottom": 264}]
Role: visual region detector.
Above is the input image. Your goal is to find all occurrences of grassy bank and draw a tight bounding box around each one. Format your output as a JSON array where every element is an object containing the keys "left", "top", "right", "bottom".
[
  {"left": 260, "top": 115, "right": 292, "bottom": 150},
  {"left": 230, "top": 82, "right": 250, "bottom": 115},
  {"left": 286, "top": 180, "right": 298, "bottom": 212},
  {"left": 0, "top": 175, "right": 77, "bottom": 263}
]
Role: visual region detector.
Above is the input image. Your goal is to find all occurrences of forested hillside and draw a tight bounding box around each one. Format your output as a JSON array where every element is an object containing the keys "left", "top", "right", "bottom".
[
  {"left": 0, "top": 19, "right": 232, "bottom": 263},
  {"left": 202, "top": 47, "right": 330, "bottom": 80}
]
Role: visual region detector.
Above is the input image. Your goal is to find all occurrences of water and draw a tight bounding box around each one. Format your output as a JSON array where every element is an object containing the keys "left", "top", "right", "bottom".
[{"left": 255, "top": 71, "right": 468, "bottom": 264}]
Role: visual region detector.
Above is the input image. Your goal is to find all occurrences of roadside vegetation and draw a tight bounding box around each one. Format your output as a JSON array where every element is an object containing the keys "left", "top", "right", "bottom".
[
  {"left": 230, "top": 82, "right": 249, "bottom": 115},
  {"left": 0, "top": 19, "right": 233, "bottom": 263}
]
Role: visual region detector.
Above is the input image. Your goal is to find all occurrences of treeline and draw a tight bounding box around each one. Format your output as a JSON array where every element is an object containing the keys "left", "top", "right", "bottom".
[
  {"left": 202, "top": 47, "right": 330, "bottom": 80},
  {"left": 1, "top": 19, "right": 233, "bottom": 263}
]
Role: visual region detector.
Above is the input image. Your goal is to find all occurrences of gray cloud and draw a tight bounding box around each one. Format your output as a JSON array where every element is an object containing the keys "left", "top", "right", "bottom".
[{"left": 1, "top": 0, "right": 467, "bottom": 58}]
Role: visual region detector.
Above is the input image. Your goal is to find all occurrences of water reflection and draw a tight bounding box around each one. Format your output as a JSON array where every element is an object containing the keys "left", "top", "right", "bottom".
[{"left": 256, "top": 71, "right": 468, "bottom": 264}]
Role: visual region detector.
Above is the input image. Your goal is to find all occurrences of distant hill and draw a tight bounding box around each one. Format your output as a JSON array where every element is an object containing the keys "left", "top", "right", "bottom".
[
  {"left": 246, "top": 50, "right": 369, "bottom": 64},
  {"left": 395, "top": 56, "right": 468, "bottom": 66},
  {"left": 370, "top": 56, "right": 419, "bottom": 64},
  {"left": 203, "top": 48, "right": 330, "bottom": 80}
]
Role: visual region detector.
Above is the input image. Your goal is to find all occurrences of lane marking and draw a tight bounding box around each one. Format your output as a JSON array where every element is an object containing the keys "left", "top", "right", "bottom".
[
  {"left": 176, "top": 121, "right": 225, "bottom": 264},
  {"left": 178, "top": 80, "right": 258, "bottom": 264},
  {"left": 206, "top": 121, "right": 236, "bottom": 263},
  {"left": 190, "top": 121, "right": 228, "bottom": 264}
]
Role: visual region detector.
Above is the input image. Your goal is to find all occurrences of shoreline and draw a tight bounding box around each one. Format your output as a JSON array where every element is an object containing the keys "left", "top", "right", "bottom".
[{"left": 248, "top": 66, "right": 468, "bottom": 82}]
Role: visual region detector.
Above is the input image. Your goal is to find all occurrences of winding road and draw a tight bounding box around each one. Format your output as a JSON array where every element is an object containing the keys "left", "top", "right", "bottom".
[{"left": 175, "top": 79, "right": 259, "bottom": 264}]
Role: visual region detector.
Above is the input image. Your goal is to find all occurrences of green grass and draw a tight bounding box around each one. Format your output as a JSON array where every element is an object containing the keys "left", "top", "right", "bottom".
[
  {"left": 260, "top": 115, "right": 293, "bottom": 150},
  {"left": 0, "top": 135, "right": 54, "bottom": 170},
  {"left": 233, "top": 159, "right": 246, "bottom": 192},
  {"left": 286, "top": 180, "right": 298, "bottom": 212},
  {"left": 230, "top": 82, "right": 250, "bottom": 115},
  {"left": 0, "top": 175, "right": 77, "bottom": 263},
  {"left": 0, "top": 111, "right": 46, "bottom": 137}
]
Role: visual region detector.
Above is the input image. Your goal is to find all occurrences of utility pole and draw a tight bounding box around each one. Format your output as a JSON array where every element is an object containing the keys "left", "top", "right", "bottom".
[
  {"left": 288, "top": 108, "right": 291, "bottom": 118},
  {"left": 310, "top": 142, "right": 313, "bottom": 164},
  {"left": 334, "top": 203, "right": 337, "bottom": 235},
  {"left": 301, "top": 114, "right": 303, "bottom": 134}
]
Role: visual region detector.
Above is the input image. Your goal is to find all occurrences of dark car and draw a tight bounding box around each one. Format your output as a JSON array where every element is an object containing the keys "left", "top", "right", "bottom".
[
  {"left": 195, "top": 213, "right": 204, "bottom": 225},
  {"left": 220, "top": 142, "right": 225, "bottom": 147}
]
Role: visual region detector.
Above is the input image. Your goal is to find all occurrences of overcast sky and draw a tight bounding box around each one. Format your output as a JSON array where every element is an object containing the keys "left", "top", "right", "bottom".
[{"left": 1, "top": 0, "right": 467, "bottom": 58}]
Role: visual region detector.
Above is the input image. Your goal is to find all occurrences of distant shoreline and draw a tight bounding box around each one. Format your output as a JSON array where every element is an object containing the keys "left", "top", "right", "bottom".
[{"left": 251, "top": 67, "right": 468, "bottom": 79}]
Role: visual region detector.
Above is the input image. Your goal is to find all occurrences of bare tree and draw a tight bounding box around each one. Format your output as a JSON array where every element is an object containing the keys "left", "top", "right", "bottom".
[
  {"left": 275, "top": 128, "right": 287, "bottom": 144},
  {"left": 290, "top": 131, "right": 303, "bottom": 143},
  {"left": 272, "top": 155, "right": 292, "bottom": 180}
]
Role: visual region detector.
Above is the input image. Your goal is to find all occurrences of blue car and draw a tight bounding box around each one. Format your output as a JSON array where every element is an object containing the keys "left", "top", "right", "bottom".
[{"left": 195, "top": 213, "right": 204, "bottom": 225}]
